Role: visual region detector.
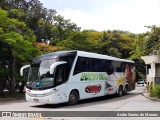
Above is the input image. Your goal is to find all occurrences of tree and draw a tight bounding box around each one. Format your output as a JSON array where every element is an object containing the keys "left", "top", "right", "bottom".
[
  {"left": 98, "top": 30, "right": 135, "bottom": 58},
  {"left": 0, "top": 0, "right": 80, "bottom": 44},
  {"left": 33, "top": 42, "right": 62, "bottom": 54},
  {"left": 50, "top": 15, "right": 80, "bottom": 45},
  {"left": 129, "top": 26, "right": 160, "bottom": 80},
  {"left": 130, "top": 33, "right": 148, "bottom": 60},
  {"left": 130, "top": 25, "right": 160, "bottom": 60},
  {"left": 0, "top": 9, "right": 37, "bottom": 95},
  {"left": 57, "top": 31, "right": 93, "bottom": 51},
  {"left": 0, "top": 0, "right": 56, "bottom": 41},
  {"left": 145, "top": 25, "right": 160, "bottom": 54}
]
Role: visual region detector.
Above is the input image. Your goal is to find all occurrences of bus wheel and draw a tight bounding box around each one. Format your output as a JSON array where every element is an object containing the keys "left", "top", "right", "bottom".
[
  {"left": 118, "top": 86, "right": 123, "bottom": 97},
  {"left": 68, "top": 90, "right": 79, "bottom": 105},
  {"left": 123, "top": 86, "right": 128, "bottom": 95}
]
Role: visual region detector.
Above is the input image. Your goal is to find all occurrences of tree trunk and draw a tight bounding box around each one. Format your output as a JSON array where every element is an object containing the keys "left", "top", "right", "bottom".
[{"left": 11, "top": 55, "right": 16, "bottom": 96}]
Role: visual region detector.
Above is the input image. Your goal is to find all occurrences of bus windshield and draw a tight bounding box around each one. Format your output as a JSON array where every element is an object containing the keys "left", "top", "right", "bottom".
[{"left": 27, "top": 59, "right": 56, "bottom": 89}]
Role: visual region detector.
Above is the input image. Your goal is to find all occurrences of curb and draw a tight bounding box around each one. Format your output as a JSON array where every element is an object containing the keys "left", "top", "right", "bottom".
[{"left": 142, "top": 92, "right": 160, "bottom": 102}]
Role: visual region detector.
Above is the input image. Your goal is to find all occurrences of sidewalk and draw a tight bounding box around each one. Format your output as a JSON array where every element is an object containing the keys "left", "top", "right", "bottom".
[{"left": 142, "top": 90, "right": 160, "bottom": 102}]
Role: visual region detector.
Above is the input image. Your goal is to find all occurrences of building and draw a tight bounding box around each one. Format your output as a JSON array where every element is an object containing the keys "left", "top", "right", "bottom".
[{"left": 141, "top": 50, "right": 160, "bottom": 88}]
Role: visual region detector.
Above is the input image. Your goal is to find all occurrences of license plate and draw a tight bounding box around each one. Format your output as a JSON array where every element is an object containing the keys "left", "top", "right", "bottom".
[{"left": 33, "top": 99, "right": 39, "bottom": 102}]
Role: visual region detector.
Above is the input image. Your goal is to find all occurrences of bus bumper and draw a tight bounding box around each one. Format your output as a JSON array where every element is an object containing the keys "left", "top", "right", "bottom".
[{"left": 25, "top": 88, "right": 58, "bottom": 104}]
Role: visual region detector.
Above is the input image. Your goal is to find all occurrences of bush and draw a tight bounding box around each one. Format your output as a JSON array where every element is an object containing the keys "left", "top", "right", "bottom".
[{"left": 150, "top": 85, "right": 160, "bottom": 98}]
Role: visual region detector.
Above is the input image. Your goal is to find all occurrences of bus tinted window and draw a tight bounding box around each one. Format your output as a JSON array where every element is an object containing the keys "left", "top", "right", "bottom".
[
  {"left": 74, "top": 57, "right": 88, "bottom": 74},
  {"left": 73, "top": 57, "right": 113, "bottom": 75},
  {"left": 73, "top": 57, "right": 136, "bottom": 75}
]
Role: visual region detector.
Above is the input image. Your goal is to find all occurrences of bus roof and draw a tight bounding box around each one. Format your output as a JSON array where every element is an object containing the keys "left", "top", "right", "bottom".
[
  {"left": 32, "top": 51, "right": 77, "bottom": 63},
  {"left": 32, "top": 50, "right": 134, "bottom": 63},
  {"left": 76, "top": 51, "right": 134, "bottom": 63}
]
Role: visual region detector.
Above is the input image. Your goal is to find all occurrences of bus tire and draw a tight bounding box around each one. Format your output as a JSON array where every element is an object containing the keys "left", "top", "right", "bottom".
[
  {"left": 117, "top": 86, "right": 123, "bottom": 97},
  {"left": 123, "top": 85, "right": 128, "bottom": 95},
  {"left": 68, "top": 90, "right": 79, "bottom": 105}
]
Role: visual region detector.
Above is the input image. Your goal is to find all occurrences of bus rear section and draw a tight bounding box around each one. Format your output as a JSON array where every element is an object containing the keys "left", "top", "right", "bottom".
[{"left": 70, "top": 56, "right": 136, "bottom": 99}]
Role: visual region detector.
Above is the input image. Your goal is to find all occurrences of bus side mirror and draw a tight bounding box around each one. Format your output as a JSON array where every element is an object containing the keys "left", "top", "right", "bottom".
[
  {"left": 20, "top": 65, "right": 30, "bottom": 76},
  {"left": 50, "top": 61, "right": 67, "bottom": 74}
]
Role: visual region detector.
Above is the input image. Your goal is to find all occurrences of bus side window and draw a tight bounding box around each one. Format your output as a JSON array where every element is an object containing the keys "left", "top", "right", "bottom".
[
  {"left": 105, "top": 60, "right": 114, "bottom": 75},
  {"left": 116, "top": 67, "right": 122, "bottom": 72},
  {"left": 122, "top": 67, "right": 126, "bottom": 72},
  {"left": 80, "top": 61, "right": 86, "bottom": 72},
  {"left": 107, "top": 67, "right": 114, "bottom": 75},
  {"left": 79, "top": 60, "right": 90, "bottom": 72},
  {"left": 73, "top": 57, "right": 81, "bottom": 75},
  {"left": 73, "top": 57, "right": 91, "bottom": 75}
]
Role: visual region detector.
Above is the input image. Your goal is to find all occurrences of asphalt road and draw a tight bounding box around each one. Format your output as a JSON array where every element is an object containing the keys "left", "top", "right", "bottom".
[{"left": 0, "top": 87, "right": 160, "bottom": 120}]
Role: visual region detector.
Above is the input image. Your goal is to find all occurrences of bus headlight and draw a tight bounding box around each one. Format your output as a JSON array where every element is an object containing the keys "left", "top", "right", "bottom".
[{"left": 44, "top": 89, "right": 56, "bottom": 96}]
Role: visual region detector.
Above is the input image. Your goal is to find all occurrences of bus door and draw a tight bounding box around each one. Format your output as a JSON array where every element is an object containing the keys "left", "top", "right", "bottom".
[{"left": 54, "top": 65, "right": 66, "bottom": 103}]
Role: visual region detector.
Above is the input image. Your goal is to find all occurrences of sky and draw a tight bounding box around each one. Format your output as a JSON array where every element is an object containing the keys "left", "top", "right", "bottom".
[{"left": 39, "top": 0, "right": 160, "bottom": 33}]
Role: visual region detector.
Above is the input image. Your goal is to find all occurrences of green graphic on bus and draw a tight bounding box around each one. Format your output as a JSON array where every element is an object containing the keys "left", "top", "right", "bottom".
[{"left": 80, "top": 73, "right": 107, "bottom": 81}]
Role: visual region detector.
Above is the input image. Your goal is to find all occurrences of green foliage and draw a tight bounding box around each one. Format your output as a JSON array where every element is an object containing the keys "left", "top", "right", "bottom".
[
  {"left": 50, "top": 15, "right": 80, "bottom": 45},
  {"left": 57, "top": 30, "right": 136, "bottom": 59},
  {"left": 150, "top": 85, "right": 160, "bottom": 98},
  {"left": 0, "top": 8, "right": 38, "bottom": 95},
  {"left": 130, "top": 25, "right": 160, "bottom": 60},
  {"left": 130, "top": 34, "right": 147, "bottom": 59},
  {"left": 129, "top": 26, "right": 160, "bottom": 80},
  {"left": 57, "top": 31, "right": 93, "bottom": 51},
  {"left": 133, "top": 59, "right": 146, "bottom": 80},
  {"left": 0, "top": 8, "right": 37, "bottom": 62},
  {"left": 98, "top": 30, "right": 135, "bottom": 58},
  {"left": 145, "top": 25, "right": 160, "bottom": 53}
]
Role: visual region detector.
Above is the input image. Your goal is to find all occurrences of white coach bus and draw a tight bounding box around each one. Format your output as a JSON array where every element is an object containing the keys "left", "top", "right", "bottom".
[{"left": 20, "top": 51, "right": 136, "bottom": 105}]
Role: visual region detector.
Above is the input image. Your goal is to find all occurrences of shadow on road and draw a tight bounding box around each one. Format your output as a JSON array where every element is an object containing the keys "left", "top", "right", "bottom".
[{"left": 31, "top": 90, "right": 143, "bottom": 109}]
